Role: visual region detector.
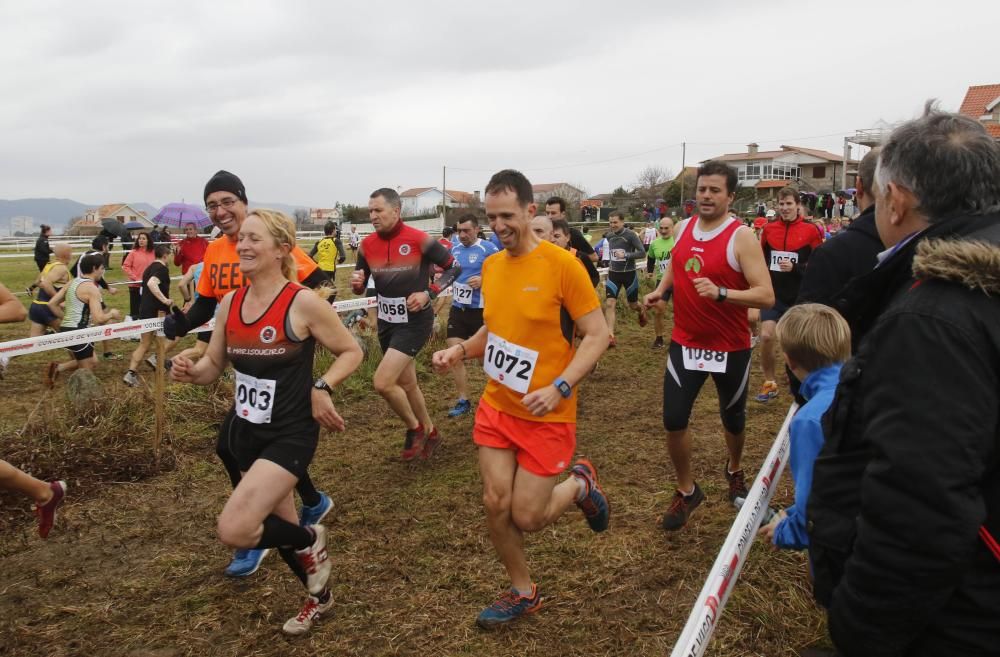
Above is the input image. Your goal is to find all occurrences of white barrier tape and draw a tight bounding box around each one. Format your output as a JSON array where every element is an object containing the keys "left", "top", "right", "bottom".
[
  {"left": 0, "top": 296, "right": 378, "bottom": 358},
  {"left": 670, "top": 403, "right": 798, "bottom": 657}
]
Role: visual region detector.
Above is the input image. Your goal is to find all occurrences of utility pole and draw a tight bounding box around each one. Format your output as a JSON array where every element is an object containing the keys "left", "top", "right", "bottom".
[
  {"left": 679, "top": 141, "right": 687, "bottom": 213},
  {"left": 442, "top": 165, "right": 447, "bottom": 232}
]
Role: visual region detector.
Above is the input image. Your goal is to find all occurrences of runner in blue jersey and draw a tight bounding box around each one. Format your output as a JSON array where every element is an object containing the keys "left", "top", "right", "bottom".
[{"left": 444, "top": 213, "right": 499, "bottom": 416}]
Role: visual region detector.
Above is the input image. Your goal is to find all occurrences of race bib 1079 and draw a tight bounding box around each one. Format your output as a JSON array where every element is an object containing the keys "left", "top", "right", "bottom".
[{"left": 769, "top": 250, "right": 798, "bottom": 272}]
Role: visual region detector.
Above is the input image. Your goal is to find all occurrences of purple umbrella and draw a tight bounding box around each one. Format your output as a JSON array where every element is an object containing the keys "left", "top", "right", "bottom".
[{"left": 152, "top": 202, "right": 212, "bottom": 229}]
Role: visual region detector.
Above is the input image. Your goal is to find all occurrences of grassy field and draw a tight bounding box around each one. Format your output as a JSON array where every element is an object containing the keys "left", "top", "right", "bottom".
[{"left": 0, "top": 251, "right": 829, "bottom": 657}]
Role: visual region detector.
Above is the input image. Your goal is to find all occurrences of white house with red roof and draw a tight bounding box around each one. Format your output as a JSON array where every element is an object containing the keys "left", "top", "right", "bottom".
[
  {"left": 958, "top": 83, "right": 1000, "bottom": 140},
  {"left": 399, "top": 187, "right": 478, "bottom": 217},
  {"left": 703, "top": 144, "right": 857, "bottom": 194}
]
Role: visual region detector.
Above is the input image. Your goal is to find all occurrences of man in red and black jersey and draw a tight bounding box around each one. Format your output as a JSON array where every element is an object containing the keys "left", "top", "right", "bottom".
[
  {"left": 755, "top": 186, "right": 824, "bottom": 402},
  {"left": 350, "top": 188, "right": 460, "bottom": 461}
]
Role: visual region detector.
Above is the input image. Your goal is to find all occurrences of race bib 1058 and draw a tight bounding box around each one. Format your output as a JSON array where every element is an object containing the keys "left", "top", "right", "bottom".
[
  {"left": 483, "top": 333, "right": 539, "bottom": 394},
  {"left": 377, "top": 295, "right": 408, "bottom": 323}
]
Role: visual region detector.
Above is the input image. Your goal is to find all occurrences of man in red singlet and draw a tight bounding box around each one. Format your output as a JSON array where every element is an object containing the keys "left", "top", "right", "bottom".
[{"left": 643, "top": 161, "right": 774, "bottom": 531}]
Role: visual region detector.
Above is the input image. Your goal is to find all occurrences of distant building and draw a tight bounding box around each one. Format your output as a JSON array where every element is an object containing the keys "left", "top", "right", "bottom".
[
  {"left": 307, "top": 207, "right": 342, "bottom": 225},
  {"left": 68, "top": 203, "right": 151, "bottom": 236},
  {"left": 10, "top": 216, "right": 34, "bottom": 234},
  {"left": 531, "top": 183, "right": 586, "bottom": 206},
  {"left": 399, "top": 187, "right": 478, "bottom": 218},
  {"left": 703, "top": 143, "right": 858, "bottom": 194},
  {"left": 958, "top": 83, "right": 1000, "bottom": 140}
]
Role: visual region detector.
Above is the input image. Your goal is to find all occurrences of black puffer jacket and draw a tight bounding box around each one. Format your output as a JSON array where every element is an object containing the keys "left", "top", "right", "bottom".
[{"left": 808, "top": 213, "right": 1000, "bottom": 657}]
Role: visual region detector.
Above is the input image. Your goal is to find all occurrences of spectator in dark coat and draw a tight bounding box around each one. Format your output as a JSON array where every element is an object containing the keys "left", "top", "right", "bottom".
[
  {"left": 796, "top": 148, "right": 884, "bottom": 350},
  {"left": 808, "top": 104, "right": 1000, "bottom": 657},
  {"left": 34, "top": 225, "right": 53, "bottom": 271}
]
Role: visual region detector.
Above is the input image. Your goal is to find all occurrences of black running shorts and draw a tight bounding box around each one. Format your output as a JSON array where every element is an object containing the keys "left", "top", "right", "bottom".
[
  {"left": 378, "top": 308, "right": 434, "bottom": 358},
  {"left": 446, "top": 306, "right": 484, "bottom": 340},
  {"left": 605, "top": 270, "right": 640, "bottom": 303},
  {"left": 221, "top": 409, "right": 319, "bottom": 481},
  {"left": 662, "top": 341, "right": 752, "bottom": 434}
]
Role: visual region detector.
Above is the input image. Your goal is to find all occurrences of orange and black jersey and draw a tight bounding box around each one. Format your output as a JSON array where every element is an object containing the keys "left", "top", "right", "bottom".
[
  {"left": 225, "top": 282, "right": 316, "bottom": 436},
  {"left": 760, "top": 217, "right": 825, "bottom": 306},
  {"left": 355, "top": 222, "right": 459, "bottom": 304}
]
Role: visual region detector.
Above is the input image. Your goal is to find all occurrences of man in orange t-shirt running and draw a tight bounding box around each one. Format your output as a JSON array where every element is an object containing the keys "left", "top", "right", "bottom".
[{"left": 432, "top": 169, "right": 610, "bottom": 629}]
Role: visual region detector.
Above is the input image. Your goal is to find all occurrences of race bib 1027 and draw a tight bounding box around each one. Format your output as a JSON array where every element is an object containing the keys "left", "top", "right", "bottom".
[
  {"left": 483, "top": 333, "right": 539, "bottom": 394},
  {"left": 452, "top": 282, "right": 475, "bottom": 306}
]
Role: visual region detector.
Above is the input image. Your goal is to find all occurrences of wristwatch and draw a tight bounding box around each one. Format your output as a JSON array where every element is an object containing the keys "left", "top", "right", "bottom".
[
  {"left": 716, "top": 286, "right": 728, "bottom": 303},
  {"left": 313, "top": 378, "right": 333, "bottom": 393},
  {"left": 553, "top": 377, "right": 572, "bottom": 398}
]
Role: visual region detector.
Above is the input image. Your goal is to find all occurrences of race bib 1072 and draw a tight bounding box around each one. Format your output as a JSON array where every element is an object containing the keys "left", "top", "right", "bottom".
[{"left": 483, "top": 333, "right": 539, "bottom": 394}]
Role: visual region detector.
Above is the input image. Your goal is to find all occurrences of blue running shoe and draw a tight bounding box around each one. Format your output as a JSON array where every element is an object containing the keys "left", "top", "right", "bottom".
[
  {"left": 447, "top": 399, "right": 472, "bottom": 417},
  {"left": 224, "top": 548, "right": 270, "bottom": 577},
  {"left": 570, "top": 459, "right": 610, "bottom": 532},
  {"left": 299, "top": 492, "right": 333, "bottom": 527},
  {"left": 476, "top": 584, "right": 542, "bottom": 629}
]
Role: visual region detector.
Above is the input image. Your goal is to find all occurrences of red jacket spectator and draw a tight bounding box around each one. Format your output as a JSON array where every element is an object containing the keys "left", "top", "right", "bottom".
[{"left": 173, "top": 226, "right": 209, "bottom": 274}]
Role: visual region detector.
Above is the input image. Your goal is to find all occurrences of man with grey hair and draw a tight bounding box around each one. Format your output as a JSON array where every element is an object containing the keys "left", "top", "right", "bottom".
[{"left": 807, "top": 103, "right": 1000, "bottom": 656}]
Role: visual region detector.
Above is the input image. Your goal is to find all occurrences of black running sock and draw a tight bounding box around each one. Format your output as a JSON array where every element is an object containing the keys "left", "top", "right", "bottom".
[
  {"left": 296, "top": 472, "right": 321, "bottom": 508},
  {"left": 278, "top": 546, "right": 308, "bottom": 586},
  {"left": 316, "top": 588, "right": 331, "bottom": 604},
  {"left": 256, "top": 515, "right": 314, "bottom": 551}
]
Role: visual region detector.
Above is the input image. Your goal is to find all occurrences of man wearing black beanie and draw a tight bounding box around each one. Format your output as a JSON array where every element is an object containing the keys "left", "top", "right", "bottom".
[{"left": 164, "top": 169, "right": 332, "bottom": 579}]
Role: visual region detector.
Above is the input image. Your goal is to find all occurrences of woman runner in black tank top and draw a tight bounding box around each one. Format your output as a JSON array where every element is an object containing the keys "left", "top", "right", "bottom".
[{"left": 170, "top": 210, "right": 363, "bottom": 635}]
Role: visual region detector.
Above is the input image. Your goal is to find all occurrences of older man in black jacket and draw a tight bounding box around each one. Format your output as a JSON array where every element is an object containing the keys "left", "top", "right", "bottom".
[{"left": 808, "top": 105, "right": 1000, "bottom": 657}]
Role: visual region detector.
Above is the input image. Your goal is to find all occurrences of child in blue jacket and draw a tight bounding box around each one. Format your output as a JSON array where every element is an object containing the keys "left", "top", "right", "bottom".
[{"left": 759, "top": 303, "right": 851, "bottom": 549}]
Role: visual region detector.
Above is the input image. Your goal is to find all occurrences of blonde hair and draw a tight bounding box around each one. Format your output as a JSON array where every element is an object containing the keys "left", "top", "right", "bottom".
[
  {"left": 775, "top": 303, "right": 851, "bottom": 372},
  {"left": 246, "top": 209, "right": 298, "bottom": 282}
]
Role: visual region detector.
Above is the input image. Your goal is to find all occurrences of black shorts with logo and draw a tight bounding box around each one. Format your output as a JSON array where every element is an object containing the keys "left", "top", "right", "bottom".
[
  {"left": 446, "top": 305, "right": 484, "bottom": 340},
  {"left": 221, "top": 408, "right": 319, "bottom": 481},
  {"left": 378, "top": 307, "right": 434, "bottom": 358},
  {"left": 662, "top": 341, "right": 752, "bottom": 434}
]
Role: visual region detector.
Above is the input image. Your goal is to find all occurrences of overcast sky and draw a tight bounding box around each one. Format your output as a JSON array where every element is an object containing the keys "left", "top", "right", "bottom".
[{"left": 1, "top": 0, "right": 996, "bottom": 207}]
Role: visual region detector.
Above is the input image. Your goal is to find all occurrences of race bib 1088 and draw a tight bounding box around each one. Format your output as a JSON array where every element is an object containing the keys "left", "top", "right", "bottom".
[
  {"left": 483, "top": 333, "right": 539, "bottom": 394},
  {"left": 681, "top": 346, "right": 728, "bottom": 373}
]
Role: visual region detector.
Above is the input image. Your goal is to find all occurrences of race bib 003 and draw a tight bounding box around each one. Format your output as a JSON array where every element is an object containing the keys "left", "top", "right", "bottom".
[
  {"left": 769, "top": 250, "right": 799, "bottom": 272},
  {"left": 234, "top": 371, "right": 276, "bottom": 424},
  {"left": 452, "top": 282, "right": 475, "bottom": 306},
  {"left": 483, "top": 333, "right": 539, "bottom": 394},
  {"left": 377, "top": 295, "right": 408, "bottom": 323},
  {"left": 681, "top": 346, "right": 728, "bottom": 373}
]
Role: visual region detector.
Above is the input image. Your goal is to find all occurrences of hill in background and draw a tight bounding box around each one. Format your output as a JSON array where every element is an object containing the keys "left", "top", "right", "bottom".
[{"left": 0, "top": 198, "right": 307, "bottom": 234}]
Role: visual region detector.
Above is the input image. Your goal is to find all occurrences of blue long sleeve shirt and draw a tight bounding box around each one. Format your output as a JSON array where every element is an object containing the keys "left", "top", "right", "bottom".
[{"left": 773, "top": 363, "right": 842, "bottom": 550}]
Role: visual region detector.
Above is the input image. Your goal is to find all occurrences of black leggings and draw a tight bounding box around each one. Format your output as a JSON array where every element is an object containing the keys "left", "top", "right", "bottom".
[
  {"left": 128, "top": 287, "right": 141, "bottom": 319},
  {"left": 662, "top": 342, "right": 752, "bottom": 434},
  {"left": 216, "top": 410, "right": 322, "bottom": 507}
]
